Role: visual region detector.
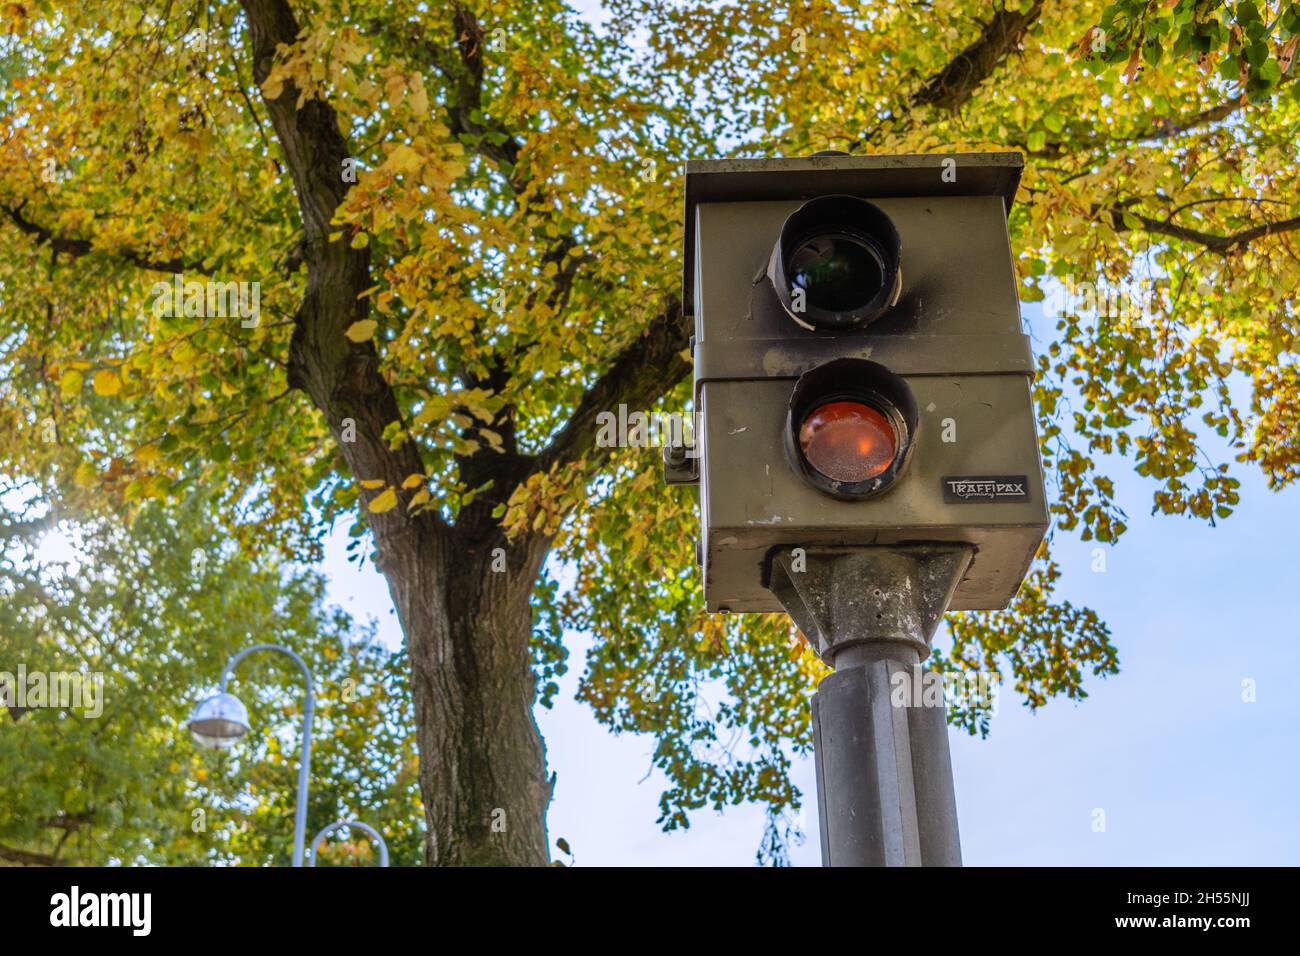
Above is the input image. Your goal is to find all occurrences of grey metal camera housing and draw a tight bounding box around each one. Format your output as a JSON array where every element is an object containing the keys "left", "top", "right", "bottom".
[{"left": 684, "top": 153, "right": 1049, "bottom": 613}]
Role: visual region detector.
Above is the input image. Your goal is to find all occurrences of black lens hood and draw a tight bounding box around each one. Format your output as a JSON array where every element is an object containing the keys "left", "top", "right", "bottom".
[{"left": 768, "top": 196, "right": 902, "bottom": 331}]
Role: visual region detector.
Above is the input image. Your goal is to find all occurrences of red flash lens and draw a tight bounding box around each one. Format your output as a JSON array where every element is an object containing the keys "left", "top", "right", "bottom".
[{"left": 798, "top": 401, "right": 897, "bottom": 483}]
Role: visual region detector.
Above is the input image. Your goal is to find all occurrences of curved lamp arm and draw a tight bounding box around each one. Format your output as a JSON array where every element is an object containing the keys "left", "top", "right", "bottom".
[
  {"left": 309, "top": 820, "right": 390, "bottom": 867},
  {"left": 220, "top": 644, "right": 315, "bottom": 868}
]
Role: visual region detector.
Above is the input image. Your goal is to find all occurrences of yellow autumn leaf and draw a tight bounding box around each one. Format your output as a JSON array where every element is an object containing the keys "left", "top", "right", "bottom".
[
  {"left": 74, "top": 460, "right": 97, "bottom": 487},
  {"left": 359, "top": 478, "right": 386, "bottom": 489},
  {"left": 387, "top": 143, "right": 422, "bottom": 174},
  {"left": 350, "top": 231, "right": 370, "bottom": 249},
  {"left": 93, "top": 369, "right": 121, "bottom": 396},
  {"left": 409, "top": 82, "right": 429, "bottom": 116},
  {"left": 401, "top": 473, "right": 424, "bottom": 489},
  {"left": 408, "top": 488, "right": 431, "bottom": 510},
  {"left": 59, "top": 369, "right": 83, "bottom": 395},
  {"left": 345, "top": 319, "right": 377, "bottom": 342},
  {"left": 384, "top": 73, "right": 405, "bottom": 109},
  {"left": 368, "top": 487, "right": 398, "bottom": 513}
]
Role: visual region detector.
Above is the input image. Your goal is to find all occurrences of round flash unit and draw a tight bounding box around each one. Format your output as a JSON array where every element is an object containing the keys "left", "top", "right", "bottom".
[
  {"left": 798, "top": 401, "right": 898, "bottom": 483},
  {"left": 784, "top": 359, "right": 919, "bottom": 500}
]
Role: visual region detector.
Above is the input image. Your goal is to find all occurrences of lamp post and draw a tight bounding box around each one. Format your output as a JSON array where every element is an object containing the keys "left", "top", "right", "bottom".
[
  {"left": 309, "top": 820, "right": 390, "bottom": 867},
  {"left": 187, "top": 643, "right": 315, "bottom": 867}
]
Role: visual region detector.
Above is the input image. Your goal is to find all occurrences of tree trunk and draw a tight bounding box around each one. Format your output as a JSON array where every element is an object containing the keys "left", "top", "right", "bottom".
[
  {"left": 379, "top": 523, "right": 552, "bottom": 866},
  {"left": 240, "top": 0, "right": 557, "bottom": 866}
]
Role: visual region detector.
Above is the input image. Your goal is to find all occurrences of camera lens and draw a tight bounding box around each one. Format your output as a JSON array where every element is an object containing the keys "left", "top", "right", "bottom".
[
  {"left": 788, "top": 233, "right": 887, "bottom": 314},
  {"left": 783, "top": 358, "right": 918, "bottom": 500}
]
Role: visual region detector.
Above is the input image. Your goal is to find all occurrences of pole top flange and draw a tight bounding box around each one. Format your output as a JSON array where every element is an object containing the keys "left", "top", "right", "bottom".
[{"left": 765, "top": 544, "right": 975, "bottom": 667}]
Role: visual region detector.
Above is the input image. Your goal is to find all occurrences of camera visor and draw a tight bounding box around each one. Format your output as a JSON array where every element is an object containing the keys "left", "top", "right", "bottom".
[{"left": 769, "top": 196, "right": 901, "bottom": 331}]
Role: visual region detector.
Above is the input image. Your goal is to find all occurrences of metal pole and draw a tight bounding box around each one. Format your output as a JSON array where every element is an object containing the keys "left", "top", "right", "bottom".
[
  {"left": 220, "top": 644, "right": 315, "bottom": 868},
  {"left": 766, "top": 545, "right": 972, "bottom": 866},
  {"left": 309, "top": 820, "right": 390, "bottom": 867}
]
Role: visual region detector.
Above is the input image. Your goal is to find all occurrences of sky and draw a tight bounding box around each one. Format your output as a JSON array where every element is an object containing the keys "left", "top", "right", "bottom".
[{"left": 320, "top": 292, "right": 1300, "bottom": 866}]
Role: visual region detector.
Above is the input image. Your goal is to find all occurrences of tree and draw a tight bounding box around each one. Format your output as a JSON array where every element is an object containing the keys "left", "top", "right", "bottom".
[
  {"left": 1, "top": 0, "right": 1296, "bottom": 865},
  {"left": 0, "top": 496, "right": 421, "bottom": 866}
]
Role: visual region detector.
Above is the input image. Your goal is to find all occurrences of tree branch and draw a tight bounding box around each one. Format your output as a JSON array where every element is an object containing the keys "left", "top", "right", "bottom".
[
  {"left": 446, "top": 7, "right": 525, "bottom": 180},
  {"left": 910, "top": 1, "right": 1045, "bottom": 110},
  {"left": 1, "top": 201, "right": 205, "bottom": 274},
  {"left": 366, "top": 10, "right": 524, "bottom": 191},
  {"left": 0, "top": 843, "right": 60, "bottom": 866},
  {"left": 536, "top": 295, "right": 689, "bottom": 475},
  {"left": 1026, "top": 78, "right": 1294, "bottom": 158},
  {"left": 851, "top": 2, "right": 1045, "bottom": 148},
  {"left": 1105, "top": 206, "right": 1300, "bottom": 252},
  {"left": 238, "top": 0, "right": 441, "bottom": 533}
]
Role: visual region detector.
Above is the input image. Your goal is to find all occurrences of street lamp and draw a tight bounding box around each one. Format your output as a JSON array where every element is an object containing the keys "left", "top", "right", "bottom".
[
  {"left": 309, "top": 820, "right": 390, "bottom": 867},
  {"left": 188, "top": 643, "right": 315, "bottom": 867},
  {"left": 186, "top": 692, "right": 249, "bottom": 749}
]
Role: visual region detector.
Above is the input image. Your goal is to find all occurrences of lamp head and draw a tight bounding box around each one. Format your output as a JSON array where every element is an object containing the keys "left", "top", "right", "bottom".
[{"left": 187, "top": 692, "right": 250, "bottom": 749}]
